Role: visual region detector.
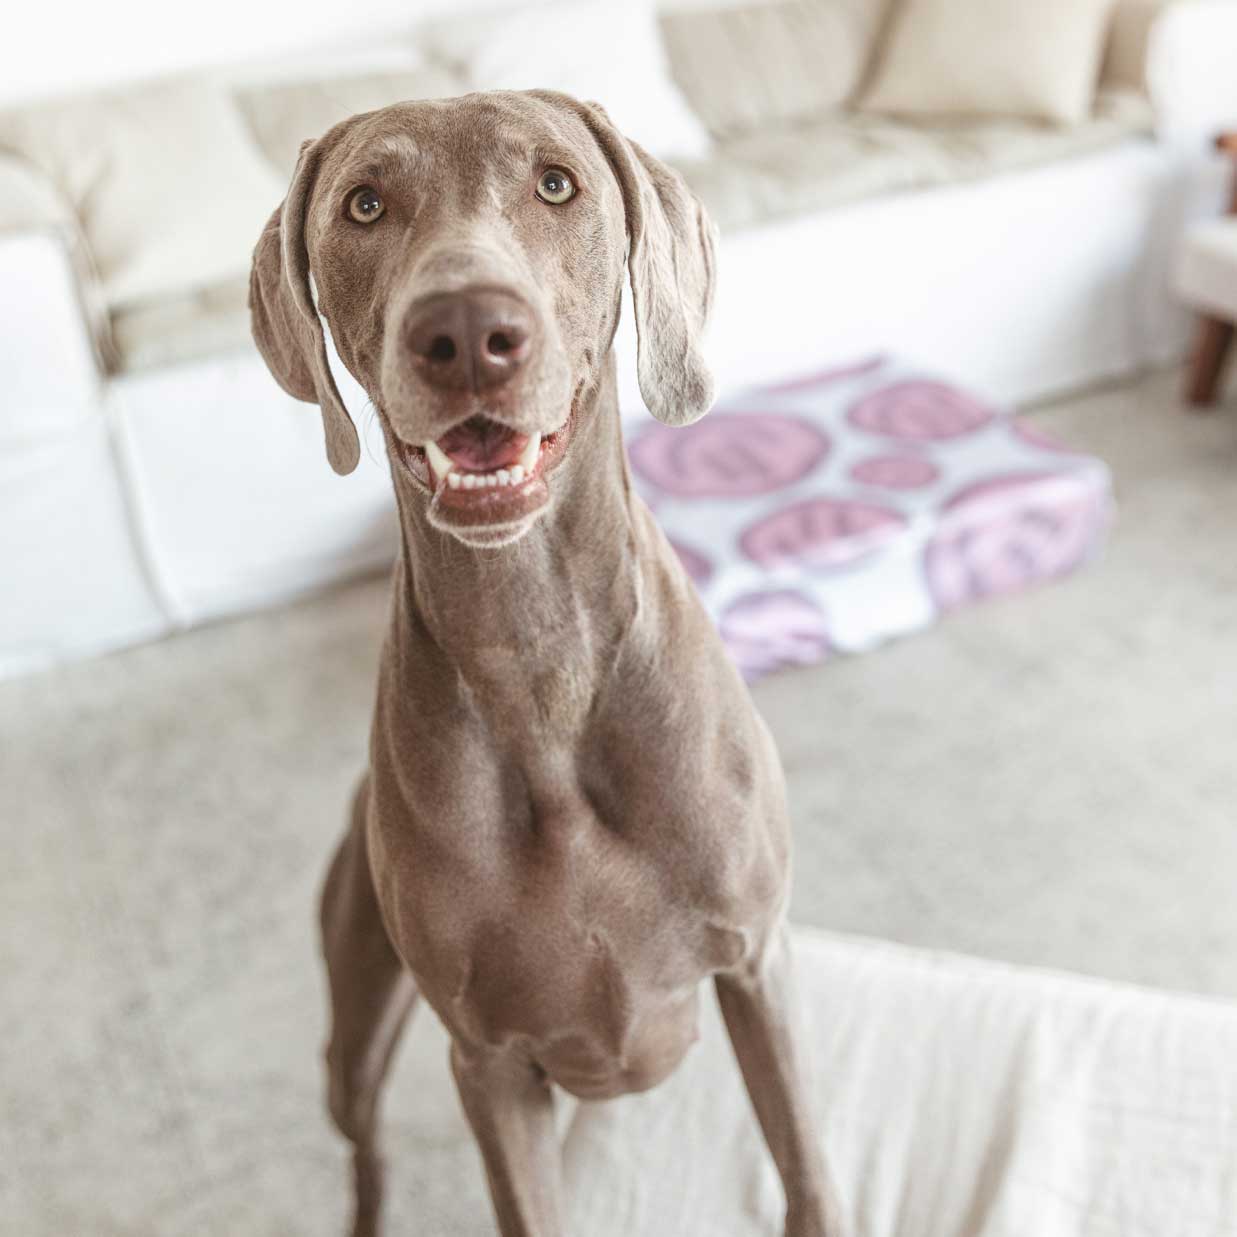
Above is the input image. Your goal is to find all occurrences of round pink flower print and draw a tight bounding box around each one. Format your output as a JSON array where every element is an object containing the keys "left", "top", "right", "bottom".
[
  {"left": 925, "top": 472, "right": 1110, "bottom": 611},
  {"left": 719, "top": 590, "right": 830, "bottom": 680},
  {"left": 848, "top": 381, "right": 994, "bottom": 441},
  {"left": 629, "top": 413, "right": 829, "bottom": 498},
  {"left": 740, "top": 497, "right": 906, "bottom": 570},
  {"left": 669, "top": 537, "right": 713, "bottom": 587},
  {"left": 849, "top": 454, "right": 940, "bottom": 490}
]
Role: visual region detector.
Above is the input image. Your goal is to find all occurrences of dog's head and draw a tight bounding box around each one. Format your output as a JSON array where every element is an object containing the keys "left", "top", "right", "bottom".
[{"left": 249, "top": 90, "right": 716, "bottom": 547}]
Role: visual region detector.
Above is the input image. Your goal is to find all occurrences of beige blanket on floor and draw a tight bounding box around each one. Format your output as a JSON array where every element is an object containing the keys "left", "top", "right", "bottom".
[{"left": 560, "top": 929, "right": 1237, "bottom": 1237}]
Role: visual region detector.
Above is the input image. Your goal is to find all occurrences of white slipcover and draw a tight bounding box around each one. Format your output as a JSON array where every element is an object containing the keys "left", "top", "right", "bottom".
[{"left": 561, "top": 929, "right": 1237, "bottom": 1237}]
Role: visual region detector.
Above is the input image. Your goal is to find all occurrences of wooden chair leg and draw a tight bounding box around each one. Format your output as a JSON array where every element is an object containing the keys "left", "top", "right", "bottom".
[{"left": 1186, "top": 315, "right": 1235, "bottom": 408}]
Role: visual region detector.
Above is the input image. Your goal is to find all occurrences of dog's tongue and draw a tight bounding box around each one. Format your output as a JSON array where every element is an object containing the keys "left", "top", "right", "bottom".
[{"left": 436, "top": 417, "right": 529, "bottom": 472}]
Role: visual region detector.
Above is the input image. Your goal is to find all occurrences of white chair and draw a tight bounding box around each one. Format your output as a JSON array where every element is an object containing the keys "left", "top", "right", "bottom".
[{"left": 1178, "top": 133, "right": 1237, "bottom": 405}]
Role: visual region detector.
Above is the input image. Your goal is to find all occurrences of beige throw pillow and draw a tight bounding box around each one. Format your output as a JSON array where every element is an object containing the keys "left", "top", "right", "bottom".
[
  {"left": 661, "top": 0, "right": 897, "bottom": 140},
  {"left": 862, "top": 0, "right": 1117, "bottom": 125}
]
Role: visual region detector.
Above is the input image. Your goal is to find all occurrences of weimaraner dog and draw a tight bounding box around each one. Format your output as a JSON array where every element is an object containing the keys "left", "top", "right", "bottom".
[{"left": 249, "top": 89, "right": 845, "bottom": 1237}]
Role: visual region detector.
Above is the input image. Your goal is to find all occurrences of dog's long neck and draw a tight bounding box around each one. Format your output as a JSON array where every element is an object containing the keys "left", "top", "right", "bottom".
[{"left": 385, "top": 357, "right": 643, "bottom": 741}]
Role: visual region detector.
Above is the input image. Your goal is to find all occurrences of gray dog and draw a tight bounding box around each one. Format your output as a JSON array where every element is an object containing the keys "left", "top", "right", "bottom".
[{"left": 249, "top": 89, "right": 845, "bottom": 1237}]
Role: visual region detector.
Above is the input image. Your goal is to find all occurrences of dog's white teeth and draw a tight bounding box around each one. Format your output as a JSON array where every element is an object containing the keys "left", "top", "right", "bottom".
[
  {"left": 448, "top": 462, "right": 533, "bottom": 492},
  {"left": 424, "top": 440, "right": 455, "bottom": 485},
  {"left": 518, "top": 433, "right": 541, "bottom": 473}
]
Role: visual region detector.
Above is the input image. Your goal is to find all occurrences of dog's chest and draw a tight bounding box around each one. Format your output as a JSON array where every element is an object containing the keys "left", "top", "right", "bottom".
[
  {"left": 448, "top": 831, "right": 746, "bottom": 1096},
  {"left": 375, "top": 774, "right": 756, "bottom": 1085}
]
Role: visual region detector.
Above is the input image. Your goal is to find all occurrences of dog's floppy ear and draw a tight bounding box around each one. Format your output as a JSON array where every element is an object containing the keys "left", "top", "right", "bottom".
[
  {"left": 574, "top": 99, "right": 717, "bottom": 426},
  {"left": 249, "top": 139, "right": 359, "bottom": 475}
]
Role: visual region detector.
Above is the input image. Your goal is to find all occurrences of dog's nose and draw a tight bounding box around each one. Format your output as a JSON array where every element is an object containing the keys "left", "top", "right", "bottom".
[{"left": 405, "top": 289, "right": 534, "bottom": 392}]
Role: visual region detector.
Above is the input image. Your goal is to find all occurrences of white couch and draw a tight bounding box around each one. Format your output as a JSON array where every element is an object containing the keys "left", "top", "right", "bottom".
[{"left": 2, "top": 0, "right": 1235, "bottom": 679}]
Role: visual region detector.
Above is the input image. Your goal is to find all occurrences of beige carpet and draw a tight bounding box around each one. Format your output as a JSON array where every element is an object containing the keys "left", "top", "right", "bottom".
[{"left": 2, "top": 367, "right": 1235, "bottom": 1235}]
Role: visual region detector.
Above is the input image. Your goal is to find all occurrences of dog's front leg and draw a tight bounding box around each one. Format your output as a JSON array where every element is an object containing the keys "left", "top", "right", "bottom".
[
  {"left": 450, "top": 1041, "right": 565, "bottom": 1237},
  {"left": 715, "top": 926, "right": 848, "bottom": 1237}
]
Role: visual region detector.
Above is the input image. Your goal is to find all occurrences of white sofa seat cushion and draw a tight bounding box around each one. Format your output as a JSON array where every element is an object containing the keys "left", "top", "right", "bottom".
[
  {"left": 0, "top": 78, "right": 283, "bottom": 313},
  {"left": 683, "top": 92, "right": 1153, "bottom": 234},
  {"left": 110, "top": 276, "right": 252, "bottom": 375},
  {"left": 561, "top": 928, "right": 1237, "bottom": 1237},
  {"left": 875, "top": 89, "right": 1154, "bottom": 183},
  {"left": 110, "top": 351, "right": 397, "bottom": 628},
  {"left": 861, "top": 0, "right": 1115, "bottom": 126},
  {"left": 1176, "top": 217, "right": 1237, "bottom": 320},
  {"left": 680, "top": 113, "right": 929, "bottom": 235}
]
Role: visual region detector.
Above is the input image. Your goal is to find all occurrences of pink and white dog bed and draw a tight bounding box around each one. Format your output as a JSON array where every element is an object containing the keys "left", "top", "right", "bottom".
[{"left": 628, "top": 358, "right": 1113, "bottom": 679}]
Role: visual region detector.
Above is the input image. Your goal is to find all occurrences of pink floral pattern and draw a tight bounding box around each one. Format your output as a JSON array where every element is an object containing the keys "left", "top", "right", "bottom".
[
  {"left": 668, "top": 538, "right": 714, "bottom": 587},
  {"left": 719, "top": 591, "right": 830, "bottom": 680},
  {"left": 848, "top": 381, "right": 994, "bottom": 440},
  {"left": 925, "top": 473, "right": 1110, "bottom": 610},
  {"left": 629, "top": 413, "right": 829, "bottom": 498},
  {"left": 849, "top": 454, "right": 940, "bottom": 490},
  {"left": 740, "top": 498, "right": 906, "bottom": 570}
]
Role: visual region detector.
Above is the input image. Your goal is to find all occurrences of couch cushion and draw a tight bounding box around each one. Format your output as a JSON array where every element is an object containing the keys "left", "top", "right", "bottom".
[
  {"left": 111, "top": 276, "right": 251, "bottom": 375},
  {"left": 660, "top": 0, "right": 895, "bottom": 140},
  {"left": 682, "top": 90, "right": 1153, "bottom": 233},
  {"left": 419, "top": 0, "right": 711, "bottom": 161},
  {"left": 119, "top": 106, "right": 928, "bottom": 369},
  {"left": 107, "top": 91, "right": 1153, "bottom": 374},
  {"left": 874, "top": 89, "right": 1155, "bottom": 186},
  {"left": 861, "top": 0, "right": 1115, "bottom": 126},
  {"left": 677, "top": 112, "right": 928, "bottom": 235},
  {"left": 235, "top": 65, "right": 462, "bottom": 179},
  {"left": 0, "top": 78, "right": 283, "bottom": 312}
]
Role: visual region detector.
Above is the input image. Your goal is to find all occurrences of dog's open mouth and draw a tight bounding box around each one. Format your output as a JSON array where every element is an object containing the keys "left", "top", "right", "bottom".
[{"left": 399, "top": 409, "right": 575, "bottom": 532}]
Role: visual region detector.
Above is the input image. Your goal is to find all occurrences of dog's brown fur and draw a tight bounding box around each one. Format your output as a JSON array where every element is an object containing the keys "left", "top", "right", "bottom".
[{"left": 250, "top": 90, "right": 845, "bottom": 1237}]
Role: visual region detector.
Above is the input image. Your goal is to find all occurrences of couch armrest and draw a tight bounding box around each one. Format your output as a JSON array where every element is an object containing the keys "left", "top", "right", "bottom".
[
  {"left": 0, "top": 152, "right": 115, "bottom": 379},
  {"left": 1146, "top": 1, "right": 1237, "bottom": 151}
]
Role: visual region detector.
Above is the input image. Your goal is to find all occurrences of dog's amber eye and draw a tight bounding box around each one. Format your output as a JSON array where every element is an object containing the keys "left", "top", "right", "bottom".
[
  {"left": 347, "top": 187, "right": 385, "bottom": 224},
  {"left": 535, "top": 168, "right": 575, "bottom": 205}
]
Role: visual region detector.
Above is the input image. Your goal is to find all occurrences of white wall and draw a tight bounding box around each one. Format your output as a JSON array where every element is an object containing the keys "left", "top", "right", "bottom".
[
  {"left": 2, "top": 0, "right": 756, "bottom": 108},
  {"left": 0, "top": 0, "right": 503, "bottom": 107}
]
